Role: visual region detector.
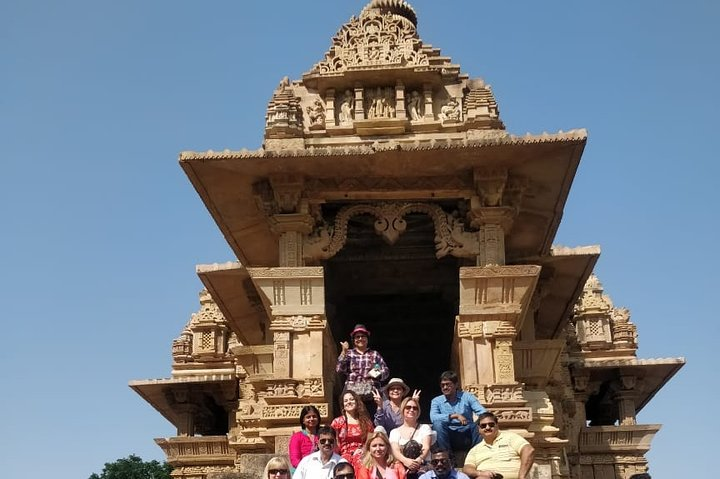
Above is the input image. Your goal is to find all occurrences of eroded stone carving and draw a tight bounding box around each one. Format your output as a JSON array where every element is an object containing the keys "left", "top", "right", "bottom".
[
  {"left": 485, "top": 384, "right": 525, "bottom": 404},
  {"left": 306, "top": 99, "right": 326, "bottom": 128},
  {"left": 439, "top": 98, "right": 461, "bottom": 122},
  {"left": 407, "top": 90, "right": 423, "bottom": 121},
  {"left": 338, "top": 90, "right": 355, "bottom": 125},
  {"left": 365, "top": 87, "right": 396, "bottom": 119}
]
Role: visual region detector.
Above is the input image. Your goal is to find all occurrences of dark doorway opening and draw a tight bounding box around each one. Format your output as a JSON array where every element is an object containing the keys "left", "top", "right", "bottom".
[{"left": 323, "top": 211, "right": 462, "bottom": 420}]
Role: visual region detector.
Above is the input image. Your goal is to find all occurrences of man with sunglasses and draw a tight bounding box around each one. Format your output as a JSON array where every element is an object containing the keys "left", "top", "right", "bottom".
[
  {"left": 419, "top": 449, "right": 470, "bottom": 479},
  {"left": 332, "top": 462, "right": 355, "bottom": 479},
  {"left": 294, "top": 426, "right": 347, "bottom": 479},
  {"left": 462, "top": 413, "right": 534, "bottom": 479}
]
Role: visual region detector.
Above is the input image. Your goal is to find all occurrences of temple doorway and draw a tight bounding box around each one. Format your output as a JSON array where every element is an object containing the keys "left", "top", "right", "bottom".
[{"left": 323, "top": 211, "right": 463, "bottom": 419}]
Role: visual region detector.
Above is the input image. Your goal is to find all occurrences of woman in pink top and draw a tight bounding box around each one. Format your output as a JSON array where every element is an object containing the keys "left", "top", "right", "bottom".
[
  {"left": 288, "top": 405, "right": 321, "bottom": 469},
  {"left": 331, "top": 390, "right": 374, "bottom": 468}
]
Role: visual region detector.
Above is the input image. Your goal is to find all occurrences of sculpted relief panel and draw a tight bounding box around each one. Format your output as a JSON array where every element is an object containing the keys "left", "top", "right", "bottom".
[{"left": 303, "top": 202, "right": 479, "bottom": 261}]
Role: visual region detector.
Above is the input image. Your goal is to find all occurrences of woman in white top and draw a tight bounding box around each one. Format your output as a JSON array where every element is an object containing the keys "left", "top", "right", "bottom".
[{"left": 388, "top": 397, "right": 431, "bottom": 479}]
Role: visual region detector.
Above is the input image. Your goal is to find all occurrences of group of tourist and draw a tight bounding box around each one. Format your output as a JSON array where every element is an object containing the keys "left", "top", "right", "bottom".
[{"left": 264, "top": 323, "right": 535, "bottom": 479}]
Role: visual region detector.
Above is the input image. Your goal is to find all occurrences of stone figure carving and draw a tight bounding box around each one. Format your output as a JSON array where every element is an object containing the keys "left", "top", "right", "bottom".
[
  {"left": 306, "top": 99, "right": 326, "bottom": 127},
  {"left": 366, "top": 87, "right": 396, "bottom": 119},
  {"left": 407, "top": 90, "right": 423, "bottom": 121},
  {"left": 439, "top": 98, "right": 461, "bottom": 122},
  {"left": 339, "top": 90, "right": 354, "bottom": 125}
]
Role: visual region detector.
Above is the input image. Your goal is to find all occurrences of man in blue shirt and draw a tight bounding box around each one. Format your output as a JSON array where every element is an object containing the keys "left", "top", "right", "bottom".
[{"left": 429, "top": 371, "right": 486, "bottom": 452}]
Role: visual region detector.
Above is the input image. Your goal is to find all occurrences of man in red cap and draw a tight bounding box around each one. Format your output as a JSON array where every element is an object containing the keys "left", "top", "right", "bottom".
[{"left": 336, "top": 323, "right": 389, "bottom": 415}]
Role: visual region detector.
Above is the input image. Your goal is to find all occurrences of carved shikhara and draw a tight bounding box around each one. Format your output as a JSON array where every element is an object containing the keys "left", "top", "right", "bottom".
[
  {"left": 311, "top": 8, "right": 427, "bottom": 74},
  {"left": 303, "top": 202, "right": 479, "bottom": 261}
]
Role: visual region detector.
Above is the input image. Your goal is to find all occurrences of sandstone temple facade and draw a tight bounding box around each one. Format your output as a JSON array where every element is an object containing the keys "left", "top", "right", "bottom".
[{"left": 130, "top": 2, "right": 684, "bottom": 478}]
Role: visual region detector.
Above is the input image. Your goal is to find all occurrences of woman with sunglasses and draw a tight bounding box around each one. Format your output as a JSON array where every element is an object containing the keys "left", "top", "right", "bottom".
[
  {"left": 332, "top": 390, "right": 374, "bottom": 468},
  {"left": 372, "top": 378, "right": 421, "bottom": 435},
  {"left": 289, "top": 405, "right": 321, "bottom": 470},
  {"left": 263, "top": 456, "right": 291, "bottom": 479},
  {"left": 357, "top": 430, "right": 406, "bottom": 479},
  {"left": 389, "top": 397, "right": 432, "bottom": 479}
]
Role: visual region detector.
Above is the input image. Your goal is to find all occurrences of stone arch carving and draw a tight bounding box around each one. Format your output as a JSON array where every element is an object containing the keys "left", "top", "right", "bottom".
[{"left": 303, "top": 202, "right": 479, "bottom": 261}]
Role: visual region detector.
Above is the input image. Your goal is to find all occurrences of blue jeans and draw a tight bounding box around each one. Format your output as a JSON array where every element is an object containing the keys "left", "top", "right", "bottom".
[{"left": 432, "top": 418, "right": 481, "bottom": 452}]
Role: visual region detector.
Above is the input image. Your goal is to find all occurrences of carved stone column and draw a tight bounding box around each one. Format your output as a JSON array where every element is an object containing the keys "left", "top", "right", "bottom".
[
  {"left": 469, "top": 204, "right": 515, "bottom": 266},
  {"left": 468, "top": 168, "right": 525, "bottom": 267},
  {"left": 354, "top": 83, "right": 365, "bottom": 119},
  {"left": 266, "top": 175, "right": 315, "bottom": 267},
  {"left": 616, "top": 375, "right": 638, "bottom": 426},
  {"left": 423, "top": 84, "right": 433, "bottom": 120},
  {"left": 324, "top": 88, "right": 335, "bottom": 129},
  {"left": 395, "top": 80, "right": 406, "bottom": 120},
  {"left": 455, "top": 265, "right": 540, "bottom": 430}
]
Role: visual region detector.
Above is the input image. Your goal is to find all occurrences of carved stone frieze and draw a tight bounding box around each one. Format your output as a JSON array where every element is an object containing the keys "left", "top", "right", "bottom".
[
  {"left": 261, "top": 403, "right": 329, "bottom": 421},
  {"left": 303, "top": 202, "right": 479, "bottom": 261},
  {"left": 483, "top": 384, "right": 526, "bottom": 405},
  {"left": 248, "top": 267, "right": 324, "bottom": 278},
  {"left": 456, "top": 320, "right": 485, "bottom": 338},
  {"left": 263, "top": 380, "right": 298, "bottom": 399},
  {"left": 304, "top": 175, "right": 473, "bottom": 199},
  {"left": 299, "top": 377, "right": 325, "bottom": 398},
  {"left": 490, "top": 407, "right": 532, "bottom": 426}
]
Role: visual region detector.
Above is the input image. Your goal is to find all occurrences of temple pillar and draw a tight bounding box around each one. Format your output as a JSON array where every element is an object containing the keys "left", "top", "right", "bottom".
[
  {"left": 324, "top": 88, "right": 335, "bottom": 129},
  {"left": 616, "top": 375, "right": 637, "bottom": 426},
  {"left": 395, "top": 80, "right": 406, "bottom": 120},
  {"left": 455, "top": 265, "right": 540, "bottom": 431}
]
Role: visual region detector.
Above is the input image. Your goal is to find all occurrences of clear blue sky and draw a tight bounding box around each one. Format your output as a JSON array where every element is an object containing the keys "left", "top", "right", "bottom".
[{"left": 2, "top": 1, "right": 717, "bottom": 478}]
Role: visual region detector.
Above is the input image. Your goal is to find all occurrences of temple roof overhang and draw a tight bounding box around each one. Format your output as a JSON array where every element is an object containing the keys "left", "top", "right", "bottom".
[
  {"left": 530, "top": 245, "right": 601, "bottom": 339},
  {"left": 180, "top": 130, "right": 586, "bottom": 267},
  {"left": 573, "top": 357, "right": 685, "bottom": 413},
  {"left": 129, "top": 374, "right": 237, "bottom": 428},
  {"left": 196, "top": 262, "right": 266, "bottom": 345}
]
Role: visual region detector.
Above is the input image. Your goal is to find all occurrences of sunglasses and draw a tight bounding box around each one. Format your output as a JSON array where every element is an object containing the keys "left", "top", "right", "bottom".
[
  {"left": 268, "top": 470, "right": 289, "bottom": 475},
  {"left": 404, "top": 405, "right": 419, "bottom": 411},
  {"left": 335, "top": 474, "right": 355, "bottom": 479},
  {"left": 430, "top": 459, "right": 449, "bottom": 465},
  {"left": 319, "top": 438, "right": 335, "bottom": 445},
  {"left": 478, "top": 422, "right": 496, "bottom": 430}
]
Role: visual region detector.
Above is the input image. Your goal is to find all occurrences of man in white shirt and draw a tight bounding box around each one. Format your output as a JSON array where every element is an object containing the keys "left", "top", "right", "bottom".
[{"left": 293, "top": 426, "right": 347, "bottom": 479}]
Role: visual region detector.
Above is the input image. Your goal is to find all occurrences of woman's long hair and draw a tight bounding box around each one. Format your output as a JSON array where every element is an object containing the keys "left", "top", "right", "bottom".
[
  {"left": 262, "top": 456, "right": 290, "bottom": 478},
  {"left": 361, "top": 430, "right": 395, "bottom": 469},
  {"left": 339, "top": 389, "right": 372, "bottom": 439}
]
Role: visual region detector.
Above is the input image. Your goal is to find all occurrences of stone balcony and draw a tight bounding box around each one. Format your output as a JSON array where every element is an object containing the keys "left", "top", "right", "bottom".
[
  {"left": 247, "top": 267, "right": 325, "bottom": 317},
  {"left": 513, "top": 339, "right": 564, "bottom": 388},
  {"left": 156, "top": 436, "right": 235, "bottom": 467},
  {"left": 458, "top": 265, "right": 541, "bottom": 330},
  {"left": 578, "top": 425, "right": 661, "bottom": 454}
]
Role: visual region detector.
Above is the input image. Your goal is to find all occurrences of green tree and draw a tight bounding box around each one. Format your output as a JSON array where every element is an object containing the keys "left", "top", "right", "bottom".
[{"left": 89, "top": 454, "right": 172, "bottom": 479}]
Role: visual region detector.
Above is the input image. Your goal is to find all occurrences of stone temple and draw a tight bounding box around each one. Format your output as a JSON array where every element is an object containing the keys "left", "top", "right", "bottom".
[{"left": 130, "top": 1, "right": 684, "bottom": 478}]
